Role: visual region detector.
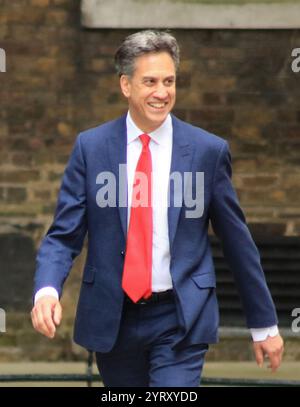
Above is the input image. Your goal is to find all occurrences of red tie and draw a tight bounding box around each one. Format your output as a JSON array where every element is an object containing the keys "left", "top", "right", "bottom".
[{"left": 122, "top": 134, "right": 153, "bottom": 303}]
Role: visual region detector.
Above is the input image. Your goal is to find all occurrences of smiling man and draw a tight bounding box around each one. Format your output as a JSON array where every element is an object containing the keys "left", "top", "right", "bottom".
[
  {"left": 31, "top": 30, "right": 284, "bottom": 387},
  {"left": 119, "top": 51, "right": 176, "bottom": 132}
]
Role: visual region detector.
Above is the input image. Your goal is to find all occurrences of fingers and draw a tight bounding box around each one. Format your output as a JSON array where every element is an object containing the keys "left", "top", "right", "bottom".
[
  {"left": 267, "top": 351, "right": 281, "bottom": 372},
  {"left": 253, "top": 343, "right": 264, "bottom": 368},
  {"left": 267, "top": 343, "right": 284, "bottom": 372},
  {"left": 253, "top": 334, "right": 284, "bottom": 372},
  {"left": 267, "top": 337, "right": 284, "bottom": 372},
  {"left": 32, "top": 301, "right": 55, "bottom": 338},
  {"left": 31, "top": 297, "right": 62, "bottom": 339},
  {"left": 53, "top": 302, "right": 62, "bottom": 326}
]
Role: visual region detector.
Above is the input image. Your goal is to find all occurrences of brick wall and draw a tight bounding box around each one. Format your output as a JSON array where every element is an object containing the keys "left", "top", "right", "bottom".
[{"left": 0, "top": 1, "right": 299, "bottom": 360}]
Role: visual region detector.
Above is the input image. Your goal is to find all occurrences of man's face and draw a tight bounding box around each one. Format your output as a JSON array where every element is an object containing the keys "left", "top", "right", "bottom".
[{"left": 120, "top": 51, "right": 176, "bottom": 133}]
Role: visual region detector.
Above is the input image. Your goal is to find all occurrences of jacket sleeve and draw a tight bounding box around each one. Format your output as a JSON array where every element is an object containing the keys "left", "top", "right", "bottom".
[
  {"left": 34, "top": 133, "right": 88, "bottom": 298},
  {"left": 209, "top": 141, "right": 278, "bottom": 328}
]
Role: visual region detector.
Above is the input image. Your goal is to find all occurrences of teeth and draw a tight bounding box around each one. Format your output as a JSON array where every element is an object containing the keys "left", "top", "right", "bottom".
[{"left": 149, "top": 103, "right": 166, "bottom": 108}]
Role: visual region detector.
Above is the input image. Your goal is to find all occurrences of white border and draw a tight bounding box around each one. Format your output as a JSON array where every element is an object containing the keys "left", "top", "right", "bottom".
[{"left": 81, "top": 0, "right": 300, "bottom": 29}]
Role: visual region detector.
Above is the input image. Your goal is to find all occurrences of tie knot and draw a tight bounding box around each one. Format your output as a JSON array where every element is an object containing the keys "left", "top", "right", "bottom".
[{"left": 139, "top": 134, "right": 151, "bottom": 148}]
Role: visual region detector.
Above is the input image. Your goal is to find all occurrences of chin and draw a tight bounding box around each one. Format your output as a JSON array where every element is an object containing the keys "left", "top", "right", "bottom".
[
  {"left": 148, "top": 111, "right": 169, "bottom": 121},
  {"left": 148, "top": 116, "right": 166, "bottom": 127}
]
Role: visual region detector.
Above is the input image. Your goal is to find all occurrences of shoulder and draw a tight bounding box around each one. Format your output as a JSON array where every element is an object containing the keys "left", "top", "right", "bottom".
[
  {"left": 77, "top": 114, "right": 126, "bottom": 145},
  {"left": 171, "top": 114, "right": 227, "bottom": 152}
]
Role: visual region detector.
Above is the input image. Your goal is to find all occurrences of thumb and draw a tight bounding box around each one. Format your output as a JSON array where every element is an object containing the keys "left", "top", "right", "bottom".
[
  {"left": 254, "top": 344, "right": 264, "bottom": 368},
  {"left": 53, "top": 302, "right": 62, "bottom": 326}
]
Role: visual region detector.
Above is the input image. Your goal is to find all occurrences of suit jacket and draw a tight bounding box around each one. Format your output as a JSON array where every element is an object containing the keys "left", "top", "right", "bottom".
[{"left": 34, "top": 113, "right": 278, "bottom": 352}]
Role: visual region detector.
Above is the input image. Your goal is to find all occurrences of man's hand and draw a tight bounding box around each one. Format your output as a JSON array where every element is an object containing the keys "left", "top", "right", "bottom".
[
  {"left": 253, "top": 334, "right": 284, "bottom": 372},
  {"left": 31, "top": 296, "right": 62, "bottom": 338}
]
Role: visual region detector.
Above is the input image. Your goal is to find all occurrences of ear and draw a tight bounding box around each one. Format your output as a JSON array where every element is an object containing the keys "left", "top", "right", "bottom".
[{"left": 120, "top": 75, "right": 131, "bottom": 98}]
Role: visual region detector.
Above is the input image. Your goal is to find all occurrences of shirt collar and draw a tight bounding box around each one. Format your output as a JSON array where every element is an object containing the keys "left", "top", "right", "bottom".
[{"left": 126, "top": 110, "right": 172, "bottom": 146}]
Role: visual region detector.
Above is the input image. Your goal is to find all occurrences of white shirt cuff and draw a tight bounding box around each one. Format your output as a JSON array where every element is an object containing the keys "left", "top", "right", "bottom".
[
  {"left": 34, "top": 287, "right": 59, "bottom": 304},
  {"left": 250, "top": 325, "right": 279, "bottom": 342}
]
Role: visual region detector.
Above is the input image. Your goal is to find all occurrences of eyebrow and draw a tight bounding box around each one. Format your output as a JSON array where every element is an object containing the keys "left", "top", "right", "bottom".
[{"left": 142, "top": 75, "right": 176, "bottom": 81}]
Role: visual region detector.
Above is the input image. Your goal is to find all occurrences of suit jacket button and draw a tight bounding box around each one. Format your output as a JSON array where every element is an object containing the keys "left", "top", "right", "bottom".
[{"left": 121, "top": 250, "right": 125, "bottom": 256}]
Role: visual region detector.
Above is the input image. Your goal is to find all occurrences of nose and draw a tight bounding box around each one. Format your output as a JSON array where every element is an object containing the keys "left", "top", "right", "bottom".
[{"left": 153, "top": 83, "right": 168, "bottom": 99}]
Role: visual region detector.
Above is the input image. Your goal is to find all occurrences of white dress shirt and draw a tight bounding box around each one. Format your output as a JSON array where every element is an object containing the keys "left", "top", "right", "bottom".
[
  {"left": 35, "top": 110, "right": 278, "bottom": 341},
  {"left": 126, "top": 110, "right": 173, "bottom": 292}
]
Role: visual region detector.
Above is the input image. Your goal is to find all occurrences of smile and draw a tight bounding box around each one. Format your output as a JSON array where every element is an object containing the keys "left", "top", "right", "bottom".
[{"left": 148, "top": 102, "right": 168, "bottom": 109}]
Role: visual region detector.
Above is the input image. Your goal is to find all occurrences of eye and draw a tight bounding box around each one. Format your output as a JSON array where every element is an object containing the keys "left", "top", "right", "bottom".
[
  {"left": 144, "top": 78, "right": 155, "bottom": 86},
  {"left": 165, "top": 78, "right": 175, "bottom": 86}
]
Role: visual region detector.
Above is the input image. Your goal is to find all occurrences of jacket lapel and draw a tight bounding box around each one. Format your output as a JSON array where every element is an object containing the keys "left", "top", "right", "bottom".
[
  {"left": 107, "top": 114, "right": 128, "bottom": 238},
  {"left": 168, "top": 115, "right": 194, "bottom": 251}
]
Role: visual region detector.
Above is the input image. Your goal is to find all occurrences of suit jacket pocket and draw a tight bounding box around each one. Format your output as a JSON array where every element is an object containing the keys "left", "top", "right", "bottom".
[
  {"left": 191, "top": 272, "right": 216, "bottom": 288},
  {"left": 82, "top": 265, "right": 96, "bottom": 283}
]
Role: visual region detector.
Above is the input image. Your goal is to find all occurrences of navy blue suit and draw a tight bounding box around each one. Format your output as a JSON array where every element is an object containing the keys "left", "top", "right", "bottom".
[{"left": 34, "top": 114, "right": 277, "bottom": 383}]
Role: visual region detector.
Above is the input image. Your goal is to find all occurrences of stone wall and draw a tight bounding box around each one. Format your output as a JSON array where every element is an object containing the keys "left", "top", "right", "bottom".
[{"left": 0, "top": 0, "right": 299, "bottom": 361}]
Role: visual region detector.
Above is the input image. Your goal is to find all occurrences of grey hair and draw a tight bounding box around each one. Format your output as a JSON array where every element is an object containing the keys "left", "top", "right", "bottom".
[{"left": 114, "top": 30, "right": 180, "bottom": 77}]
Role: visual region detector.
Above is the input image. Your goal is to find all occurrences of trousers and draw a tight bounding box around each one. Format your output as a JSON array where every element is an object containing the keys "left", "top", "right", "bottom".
[{"left": 95, "top": 294, "right": 208, "bottom": 387}]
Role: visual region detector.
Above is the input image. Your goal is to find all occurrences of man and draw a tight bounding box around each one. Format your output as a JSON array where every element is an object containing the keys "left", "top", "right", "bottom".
[{"left": 31, "top": 30, "right": 284, "bottom": 387}]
